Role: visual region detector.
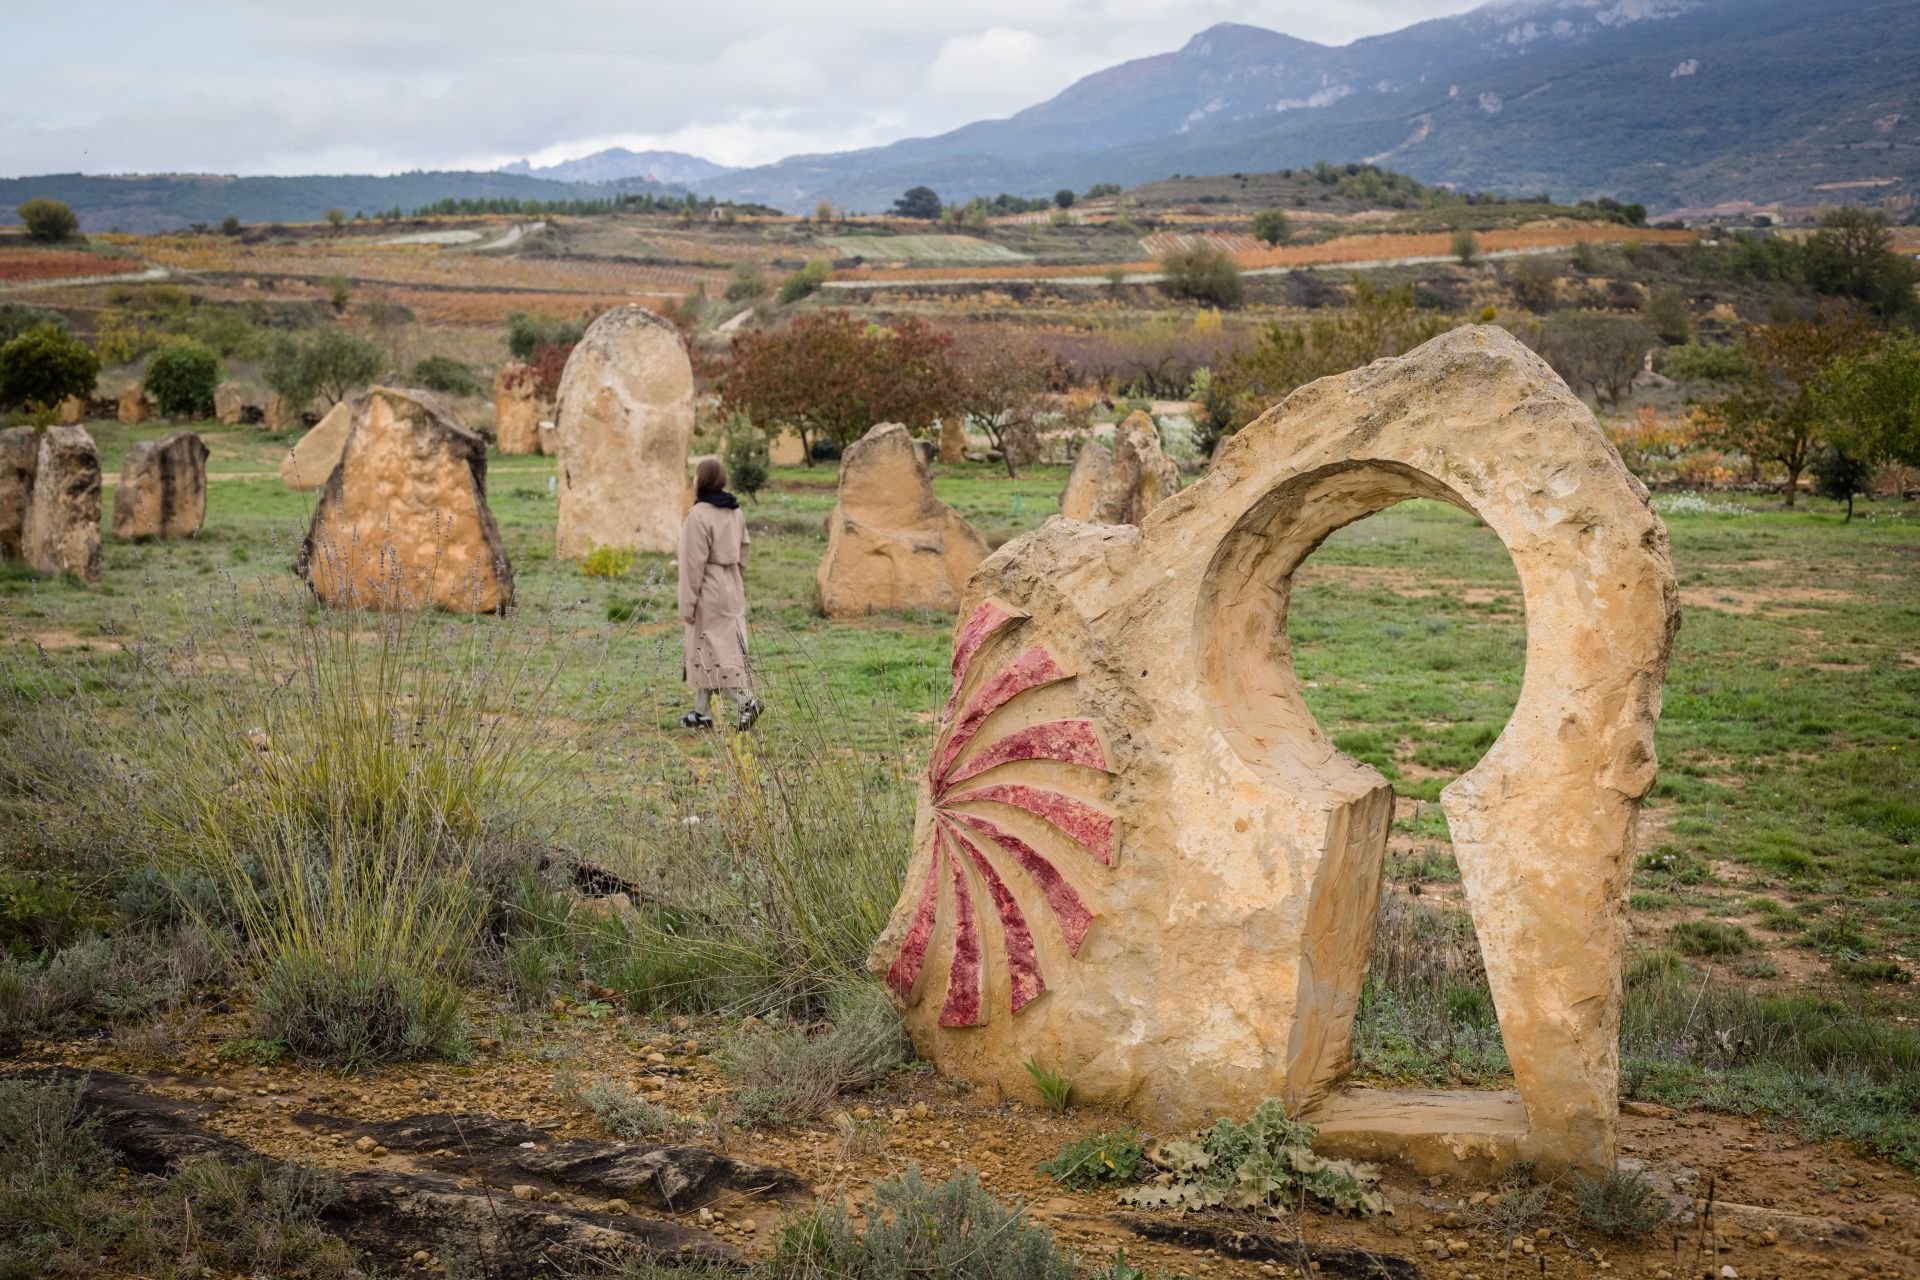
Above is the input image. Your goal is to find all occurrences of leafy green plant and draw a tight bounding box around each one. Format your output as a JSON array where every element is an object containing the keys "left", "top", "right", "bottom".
[
  {"left": 1572, "top": 1167, "right": 1672, "bottom": 1238},
  {"left": 1157, "top": 244, "right": 1244, "bottom": 308},
  {"left": 1024, "top": 1058, "right": 1073, "bottom": 1112},
  {"left": 506, "top": 310, "right": 586, "bottom": 361},
  {"left": 143, "top": 336, "right": 223, "bottom": 417},
  {"left": 580, "top": 544, "right": 636, "bottom": 578},
  {"left": 724, "top": 428, "right": 769, "bottom": 503},
  {"left": 0, "top": 302, "right": 66, "bottom": 348},
  {"left": 0, "top": 324, "right": 98, "bottom": 411},
  {"left": 409, "top": 354, "right": 484, "bottom": 397},
  {"left": 773, "top": 1166, "right": 1076, "bottom": 1280},
  {"left": 1121, "top": 1100, "right": 1388, "bottom": 1216},
  {"left": 778, "top": 256, "right": 832, "bottom": 305},
  {"left": 17, "top": 198, "right": 79, "bottom": 242},
  {"left": 1038, "top": 1128, "right": 1146, "bottom": 1189},
  {"left": 263, "top": 325, "right": 383, "bottom": 411}
]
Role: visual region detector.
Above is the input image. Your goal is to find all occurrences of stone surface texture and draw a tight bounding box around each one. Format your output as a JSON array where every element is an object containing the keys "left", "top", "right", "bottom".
[
  {"left": 116, "top": 387, "right": 153, "bottom": 425},
  {"left": 113, "top": 431, "right": 208, "bottom": 540},
  {"left": 768, "top": 427, "right": 806, "bottom": 468},
  {"left": 214, "top": 381, "right": 246, "bottom": 426},
  {"left": 492, "top": 361, "right": 543, "bottom": 454},
  {"left": 265, "top": 392, "right": 301, "bottom": 433},
  {"left": 0, "top": 426, "right": 39, "bottom": 560},
  {"left": 55, "top": 397, "right": 84, "bottom": 425},
  {"left": 280, "top": 396, "right": 358, "bottom": 490},
  {"left": 817, "top": 422, "right": 989, "bottom": 618},
  {"left": 939, "top": 417, "right": 967, "bottom": 465},
  {"left": 868, "top": 327, "right": 1680, "bottom": 1176},
  {"left": 21, "top": 425, "right": 102, "bottom": 581},
  {"left": 297, "top": 387, "right": 512, "bottom": 612},
  {"left": 1059, "top": 410, "right": 1181, "bottom": 524},
  {"left": 553, "top": 306, "right": 694, "bottom": 557}
]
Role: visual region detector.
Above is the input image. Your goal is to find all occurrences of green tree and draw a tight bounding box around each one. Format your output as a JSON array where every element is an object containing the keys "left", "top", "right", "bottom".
[
  {"left": 1643, "top": 287, "right": 1693, "bottom": 344},
  {"left": 263, "top": 326, "right": 384, "bottom": 410},
  {"left": 16, "top": 199, "right": 79, "bottom": 242},
  {"left": 1450, "top": 227, "right": 1479, "bottom": 266},
  {"left": 778, "top": 256, "right": 832, "bottom": 304},
  {"left": 220, "top": 215, "right": 243, "bottom": 236},
  {"left": 505, "top": 311, "right": 587, "bottom": 361},
  {"left": 323, "top": 208, "right": 347, "bottom": 231},
  {"left": 1802, "top": 207, "right": 1918, "bottom": 319},
  {"left": 326, "top": 275, "right": 353, "bottom": 314},
  {"left": 1809, "top": 445, "right": 1874, "bottom": 522},
  {"left": 1816, "top": 333, "right": 1920, "bottom": 467},
  {"left": 0, "top": 325, "right": 99, "bottom": 410},
  {"left": 0, "top": 302, "right": 67, "bottom": 348},
  {"left": 1703, "top": 311, "right": 1875, "bottom": 508},
  {"left": 892, "top": 186, "right": 943, "bottom": 221},
  {"left": 724, "top": 425, "right": 770, "bottom": 502},
  {"left": 1158, "top": 244, "right": 1245, "bottom": 308},
  {"left": 1523, "top": 312, "right": 1654, "bottom": 408},
  {"left": 142, "top": 337, "right": 222, "bottom": 418},
  {"left": 1054, "top": 189, "right": 1075, "bottom": 210},
  {"left": 1251, "top": 207, "right": 1292, "bottom": 248},
  {"left": 409, "top": 354, "right": 483, "bottom": 397},
  {"left": 813, "top": 199, "right": 835, "bottom": 223}
]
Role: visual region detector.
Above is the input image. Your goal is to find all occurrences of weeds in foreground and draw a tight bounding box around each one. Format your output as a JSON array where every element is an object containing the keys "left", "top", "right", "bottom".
[
  {"left": 1038, "top": 1128, "right": 1147, "bottom": 1190},
  {"left": 554, "top": 1070, "right": 702, "bottom": 1142},
  {"left": 723, "top": 982, "right": 909, "bottom": 1126},
  {"left": 1572, "top": 1168, "right": 1673, "bottom": 1238},
  {"left": 1025, "top": 1058, "right": 1074, "bottom": 1112},
  {"left": 1122, "top": 1100, "right": 1389, "bottom": 1216}
]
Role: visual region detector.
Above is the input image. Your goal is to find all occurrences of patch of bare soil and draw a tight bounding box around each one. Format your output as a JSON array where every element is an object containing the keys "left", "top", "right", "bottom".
[{"left": 1679, "top": 586, "right": 1862, "bottom": 615}]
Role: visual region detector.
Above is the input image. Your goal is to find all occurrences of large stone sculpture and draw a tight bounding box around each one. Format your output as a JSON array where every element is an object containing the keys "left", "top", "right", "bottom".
[
  {"left": 0, "top": 426, "right": 39, "bottom": 560},
  {"left": 214, "top": 381, "right": 247, "bottom": 426},
  {"left": 817, "top": 422, "right": 989, "bottom": 619},
  {"left": 493, "top": 361, "right": 543, "bottom": 455},
  {"left": 113, "top": 431, "right": 208, "bottom": 540},
  {"left": 117, "top": 387, "right": 153, "bottom": 425},
  {"left": 280, "top": 395, "right": 360, "bottom": 490},
  {"left": 552, "top": 306, "right": 693, "bottom": 558},
  {"left": 1059, "top": 410, "right": 1180, "bottom": 524},
  {"left": 21, "top": 425, "right": 102, "bottom": 582},
  {"left": 297, "top": 387, "right": 513, "bottom": 613},
  {"left": 869, "top": 327, "right": 1679, "bottom": 1177}
]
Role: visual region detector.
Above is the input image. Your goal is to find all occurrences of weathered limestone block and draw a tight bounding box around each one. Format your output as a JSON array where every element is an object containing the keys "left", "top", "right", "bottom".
[
  {"left": 21, "top": 425, "right": 102, "bottom": 581},
  {"left": 280, "top": 396, "right": 358, "bottom": 491},
  {"left": 117, "top": 387, "right": 153, "bottom": 425},
  {"left": 492, "top": 362, "right": 543, "bottom": 455},
  {"left": 939, "top": 418, "right": 967, "bottom": 465},
  {"left": 553, "top": 306, "right": 693, "bottom": 557},
  {"left": 1058, "top": 411, "right": 1179, "bottom": 524},
  {"left": 55, "top": 397, "right": 84, "bottom": 425},
  {"left": 0, "top": 426, "right": 38, "bottom": 560},
  {"left": 265, "top": 392, "right": 302, "bottom": 433},
  {"left": 869, "top": 327, "right": 1680, "bottom": 1177},
  {"left": 297, "top": 387, "right": 512, "bottom": 613},
  {"left": 113, "top": 431, "right": 208, "bottom": 540},
  {"left": 537, "top": 420, "right": 556, "bottom": 456},
  {"left": 817, "top": 422, "right": 988, "bottom": 618},
  {"left": 213, "top": 381, "right": 247, "bottom": 426},
  {"left": 769, "top": 427, "right": 806, "bottom": 468}
]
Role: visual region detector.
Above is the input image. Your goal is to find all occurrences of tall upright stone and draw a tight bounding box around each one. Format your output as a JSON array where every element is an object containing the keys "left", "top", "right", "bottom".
[
  {"left": 552, "top": 306, "right": 694, "bottom": 558},
  {"left": 113, "top": 431, "right": 209, "bottom": 540},
  {"left": 297, "top": 387, "right": 512, "bottom": 613},
  {"left": 117, "top": 387, "right": 153, "bottom": 425},
  {"left": 769, "top": 427, "right": 807, "bottom": 468},
  {"left": 869, "top": 327, "right": 1680, "bottom": 1178},
  {"left": 939, "top": 417, "right": 967, "bottom": 465},
  {"left": 0, "top": 426, "right": 38, "bottom": 561},
  {"left": 55, "top": 397, "right": 84, "bottom": 425},
  {"left": 816, "top": 422, "right": 988, "bottom": 618},
  {"left": 213, "top": 381, "right": 247, "bottom": 426},
  {"left": 492, "top": 361, "right": 543, "bottom": 455},
  {"left": 265, "top": 392, "right": 301, "bottom": 433},
  {"left": 1058, "top": 410, "right": 1180, "bottom": 525},
  {"left": 280, "top": 395, "right": 359, "bottom": 491},
  {"left": 21, "top": 425, "right": 102, "bottom": 582}
]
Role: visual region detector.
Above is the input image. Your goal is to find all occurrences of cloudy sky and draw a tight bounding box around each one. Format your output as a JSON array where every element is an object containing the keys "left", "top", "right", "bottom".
[{"left": 2, "top": 0, "right": 1489, "bottom": 178}]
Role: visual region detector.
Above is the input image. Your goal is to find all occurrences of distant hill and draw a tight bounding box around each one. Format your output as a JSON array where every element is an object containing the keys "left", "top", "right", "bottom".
[
  {"left": 500, "top": 149, "right": 734, "bottom": 186},
  {"left": 694, "top": 0, "right": 1920, "bottom": 214},
  {"left": 0, "top": 170, "right": 683, "bottom": 234}
]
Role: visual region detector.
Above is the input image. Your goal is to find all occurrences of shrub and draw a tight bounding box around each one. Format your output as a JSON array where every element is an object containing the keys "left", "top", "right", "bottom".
[
  {"left": 724, "top": 981, "right": 909, "bottom": 1125},
  {"left": 263, "top": 326, "right": 383, "bottom": 410},
  {"left": 777, "top": 256, "right": 832, "bottom": 305},
  {"left": 1251, "top": 207, "right": 1291, "bottom": 247},
  {"left": 0, "top": 324, "right": 98, "bottom": 410},
  {"left": 0, "top": 1074, "right": 114, "bottom": 1269},
  {"left": 555, "top": 1071, "right": 699, "bottom": 1140},
  {"left": 725, "top": 267, "right": 768, "bottom": 303},
  {"left": 1645, "top": 287, "right": 1693, "bottom": 344},
  {"left": 17, "top": 198, "right": 79, "bottom": 242},
  {"left": 1158, "top": 244, "right": 1244, "bottom": 308},
  {"left": 0, "top": 302, "right": 66, "bottom": 348},
  {"left": 1451, "top": 227, "right": 1480, "bottom": 265},
  {"left": 724, "top": 427, "right": 769, "bottom": 502},
  {"left": 506, "top": 310, "right": 586, "bottom": 362},
  {"left": 774, "top": 1167, "right": 1076, "bottom": 1280},
  {"left": 409, "top": 354, "right": 483, "bottom": 397},
  {"left": 580, "top": 544, "right": 636, "bottom": 578},
  {"left": 1572, "top": 1168, "right": 1672, "bottom": 1237},
  {"left": 1038, "top": 1128, "right": 1147, "bottom": 1189},
  {"left": 1668, "top": 919, "right": 1754, "bottom": 957},
  {"left": 1121, "top": 1100, "right": 1388, "bottom": 1215},
  {"left": 143, "top": 336, "right": 223, "bottom": 417}
]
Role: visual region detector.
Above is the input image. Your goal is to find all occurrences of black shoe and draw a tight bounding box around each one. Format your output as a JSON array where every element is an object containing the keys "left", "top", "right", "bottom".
[
  {"left": 736, "top": 697, "right": 764, "bottom": 733},
  {"left": 679, "top": 711, "right": 715, "bottom": 730}
]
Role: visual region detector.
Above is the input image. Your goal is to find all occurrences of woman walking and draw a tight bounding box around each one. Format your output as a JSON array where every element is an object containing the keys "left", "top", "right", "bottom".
[{"left": 678, "top": 456, "right": 762, "bottom": 731}]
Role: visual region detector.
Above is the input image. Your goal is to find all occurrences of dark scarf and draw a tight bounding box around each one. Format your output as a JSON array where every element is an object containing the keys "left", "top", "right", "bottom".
[{"left": 695, "top": 488, "right": 739, "bottom": 509}]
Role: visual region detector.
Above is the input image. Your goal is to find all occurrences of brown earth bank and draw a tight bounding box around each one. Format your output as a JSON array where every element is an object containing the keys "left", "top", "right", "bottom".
[{"left": 11, "top": 1006, "right": 1918, "bottom": 1280}]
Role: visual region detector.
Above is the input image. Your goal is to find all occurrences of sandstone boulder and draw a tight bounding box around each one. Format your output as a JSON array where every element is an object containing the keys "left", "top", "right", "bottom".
[
  {"left": 297, "top": 387, "right": 512, "bottom": 613},
  {"left": 213, "top": 381, "right": 247, "bottom": 426},
  {"left": 117, "top": 387, "right": 153, "bottom": 425},
  {"left": 265, "top": 392, "right": 302, "bottom": 433},
  {"left": 113, "top": 431, "right": 208, "bottom": 540},
  {"left": 1058, "top": 411, "right": 1180, "bottom": 524},
  {"left": 869, "top": 327, "right": 1680, "bottom": 1177},
  {"left": 56, "top": 397, "right": 84, "bottom": 425},
  {"left": 280, "top": 396, "right": 359, "bottom": 491},
  {"left": 21, "top": 425, "right": 102, "bottom": 581},
  {"left": 817, "top": 422, "right": 988, "bottom": 618},
  {"left": 769, "top": 427, "right": 806, "bottom": 468},
  {"left": 939, "top": 417, "right": 967, "bottom": 465},
  {"left": 537, "top": 420, "right": 556, "bottom": 456},
  {"left": 492, "top": 362, "right": 543, "bottom": 455},
  {"left": 0, "top": 426, "right": 38, "bottom": 560},
  {"left": 553, "top": 306, "right": 694, "bottom": 557}
]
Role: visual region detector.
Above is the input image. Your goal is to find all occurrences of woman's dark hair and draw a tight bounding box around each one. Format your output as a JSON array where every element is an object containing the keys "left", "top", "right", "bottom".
[{"left": 695, "top": 456, "right": 728, "bottom": 493}]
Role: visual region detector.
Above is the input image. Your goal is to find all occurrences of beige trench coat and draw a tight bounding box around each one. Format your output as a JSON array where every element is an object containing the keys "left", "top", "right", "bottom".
[{"left": 678, "top": 500, "right": 751, "bottom": 690}]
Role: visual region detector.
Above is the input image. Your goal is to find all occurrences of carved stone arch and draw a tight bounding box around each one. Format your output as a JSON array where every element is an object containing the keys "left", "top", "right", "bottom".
[{"left": 870, "top": 327, "right": 1680, "bottom": 1175}]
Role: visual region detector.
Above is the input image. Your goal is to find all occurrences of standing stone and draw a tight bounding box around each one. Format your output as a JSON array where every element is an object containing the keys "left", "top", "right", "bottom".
[
  {"left": 265, "top": 392, "right": 302, "bottom": 433},
  {"left": 280, "top": 396, "right": 360, "bottom": 491},
  {"left": 553, "top": 306, "right": 694, "bottom": 558},
  {"left": 113, "top": 431, "right": 208, "bottom": 540},
  {"left": 1059, "top": 411, "right": 1180, "bottom": 524},
  {"left": 816, "top": 422, "right": 988, "bottom": 618},
  {"left": 0, "top": 426, "right": 38, "bottom": 560},
  {"left": 939, "top": 418, "right": 967, "bottom": 465},
  {"left": 769, "top": 427, "right": 807, "bottom": 468},
  {"left": 21, "top": 425, "right": 102, "bottom": 582},
  {"left": 537, "top": 420, "right": 557, "bottom": 457},
  {"left": 56, "top": 397, "right": 84, "bottom": 425},
  {"left": 869, "top": 327, "right": 1680, "bottom": 1178},
  {"left": 117, "top": 387, "right": 153, "bottom": 425},
  {"left": 492, "top": 362, "right": 543, "bottom": 455},
  {"left": 297, "top": 387, "right": 512, "bottom": 613},
  {"left": 213, "top": 381, "right": 247, "bottom": 426}
]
